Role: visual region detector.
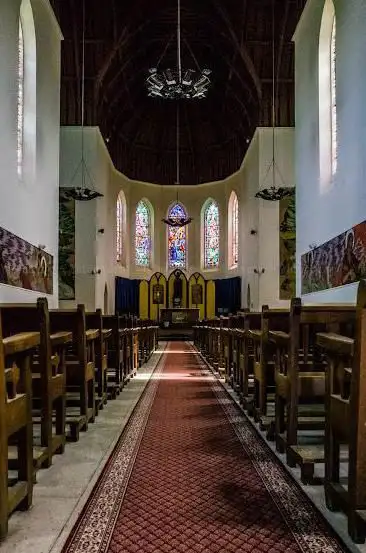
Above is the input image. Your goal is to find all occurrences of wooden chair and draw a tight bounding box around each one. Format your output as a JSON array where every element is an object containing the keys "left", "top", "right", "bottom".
[
  {"left": 271, "top": 299, "right": 355, "bottom": 483},
  {"left": 316, "top": 281, "right": 366, "bottom": 542},
  {"left": 0, "top": 321, "right": 39, "bottom": 538},
  {"left": 1, "top": 299, "right": 72, "bottom": 471}
]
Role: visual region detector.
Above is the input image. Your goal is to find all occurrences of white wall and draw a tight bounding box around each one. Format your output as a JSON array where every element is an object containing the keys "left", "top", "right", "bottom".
[
  {"left": 294, "top": 0, "right": 366, "bottom": 303},
  {"left": 240, "top": 128, "right": 295, "bottom": 310},
  {"left": 60, "top": 126, "right": 294, "bottom": 313},
  {"left": 0, "top": 0, "right": 62, "bottom": 306}
]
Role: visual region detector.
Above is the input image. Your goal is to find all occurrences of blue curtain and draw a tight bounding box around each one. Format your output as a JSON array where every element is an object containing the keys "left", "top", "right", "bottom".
[
  {"left": 214, "top": 277, "right": 241, "bottom": 315},
  {"left": 115, "top": 277, "right": 140, "bottom": 315}
]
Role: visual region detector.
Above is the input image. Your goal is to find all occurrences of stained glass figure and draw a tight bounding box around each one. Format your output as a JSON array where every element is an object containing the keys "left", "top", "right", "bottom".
[
  {"left": 116, "top": 192, "right": 125, "bottom": 263},
  {"left": 17, "top": 19, "right": 24, "bottom": 177},
  {"left": 229, "top": 192, "right": 238, "bottom": 268},
  {"left": 204, "top": 201, "right": 219, "bottom": 268},
  {"left": 135, "top": 200, "right": 151, "bottom": 267},
  {"left": 168, "top": 203, "right": 187, "bottom": 268}
]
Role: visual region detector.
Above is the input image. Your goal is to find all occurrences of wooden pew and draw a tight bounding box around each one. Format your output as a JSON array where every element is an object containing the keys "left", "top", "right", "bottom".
[
  {"left": 251, "top": 306, "right": 289, "bottom": 434},
  {"left": 316, "top": 281, "right": 366, "bottom": 542},
  {"left": 230, "top": 314, "right": 241, "bottom": 391},
  {"left": 103, "top": 314, "right": 124, "bottom": 397},
  {"left": 271, "top": 299, "right": 355, "bottom": 483},
  {"left": 219, "top": 316, "right": 229, "bottom": 379},
  {"left": 239, "top": 311, "right": 262, "bottom": 411},
  {"left": 49, "top": 306, "right": 97, "bottom": 441},
  {"left": 85, "top": 309, "right": 111, "bottom": 412},
  {"left": 0, "top": 321, "right": 39, "bottom": 538},
  {"left": 132, "top": 316, "right": 139, "bottom": 371},
  {"left": 1, "top": 299, "right": 72, "bottom": 471},
  {"left": 120, "top": 316, "right": 134, "bottom": 383}
]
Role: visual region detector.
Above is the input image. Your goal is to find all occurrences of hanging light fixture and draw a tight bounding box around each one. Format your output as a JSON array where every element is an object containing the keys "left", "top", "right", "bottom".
[
  {"left": 64, "top": 0, "right": 103, "bottom": 202},
  {"left": 255, "top": 0, "right": 294, "bottom": 202},
  {"left": 146, "top": 0, "right": 211, "bottom": 100},
  {"left": 162, "top": 103, "right": 192, "bottom": 227}
]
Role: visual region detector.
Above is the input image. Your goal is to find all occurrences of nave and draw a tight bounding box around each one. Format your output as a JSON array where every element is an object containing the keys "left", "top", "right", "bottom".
[
  {"left": 44, "top": 342, "right": 348, "bottom": 553},
  {"left": 4, "top": 338, "right": 355, "bottom": 553}
]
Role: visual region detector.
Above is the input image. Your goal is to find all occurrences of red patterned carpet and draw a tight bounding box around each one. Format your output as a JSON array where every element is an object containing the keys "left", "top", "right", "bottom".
[{"left": 62, "top": 342, "right": 348, "bottom": 553}]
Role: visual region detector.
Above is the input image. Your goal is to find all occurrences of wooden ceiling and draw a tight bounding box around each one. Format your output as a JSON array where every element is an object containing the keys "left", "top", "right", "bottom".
[{"left": 50, "top": 0, "right": 306, "bottom": 184}]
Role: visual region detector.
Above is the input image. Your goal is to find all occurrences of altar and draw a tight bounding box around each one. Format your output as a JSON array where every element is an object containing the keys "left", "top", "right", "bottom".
[{"left": 159, "top": 308, "right": 200, "bottom": 340}]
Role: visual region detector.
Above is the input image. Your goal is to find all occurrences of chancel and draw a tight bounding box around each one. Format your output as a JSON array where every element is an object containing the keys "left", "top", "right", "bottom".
[{"left": 1, "top": 0, "right": 366, "bottom": 551}]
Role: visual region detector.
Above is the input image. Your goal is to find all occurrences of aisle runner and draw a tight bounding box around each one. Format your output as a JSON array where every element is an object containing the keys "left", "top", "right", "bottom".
[{"left": 62, "top": 343, "right": 348, "bottom": 553}]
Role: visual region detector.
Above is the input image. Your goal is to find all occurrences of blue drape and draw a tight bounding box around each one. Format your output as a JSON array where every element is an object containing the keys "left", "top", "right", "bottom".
[
  {"left": 214, "top": 277, "right": 241, "bottom": 315},
  {"left": 115, "top": 277, "right": 140, "bottom": 315}
]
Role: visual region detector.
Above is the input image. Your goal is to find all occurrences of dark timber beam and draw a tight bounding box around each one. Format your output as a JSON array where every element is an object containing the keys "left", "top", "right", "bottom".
[
  {"left": 213, "top": 0, "right": 262, "bottom": 100},
  {"left": 69, "top": 0, "right": 81, "bottom": 122}
]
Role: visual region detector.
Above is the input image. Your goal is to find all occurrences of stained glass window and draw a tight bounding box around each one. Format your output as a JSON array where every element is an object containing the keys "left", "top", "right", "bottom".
[
  {"left": 204, "top": 200, "right": 219, "bottom": 268},
  {"left": 168, "top": 203, "right": 187, "bottom": 269},
  {"left": 229, "top": 192, "right": 238, "bottom": 268},
  {"left": 135, "top": 200, "right": 151, "bottom": 267},
  {"left": 116, "top": 191, "right": 125, "bottom": 264},
  {"left": 17, "top": 19, "right": 24, "bottom": 177},
  {"left": 330, "top": 16, "right": 337, "bottom": 175}
]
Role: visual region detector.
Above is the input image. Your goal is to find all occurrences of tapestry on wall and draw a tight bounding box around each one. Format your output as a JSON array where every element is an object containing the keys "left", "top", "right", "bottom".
[
  {"left": 279, "top": 195, "right": 296, "bottom": 299},
  {"left": 301, "top": 220, "right": 366, "bottom": 294},
  {"left": 0, "top": 226, "right": 53, "bottom": 294},
  {"left": 59, "top": 189, "right": 75, "bottom": 300}
]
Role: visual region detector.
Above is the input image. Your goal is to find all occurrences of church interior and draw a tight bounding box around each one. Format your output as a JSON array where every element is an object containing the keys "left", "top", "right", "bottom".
[{"left": 1, "top": 0, "right": 366, "bottom": 551}]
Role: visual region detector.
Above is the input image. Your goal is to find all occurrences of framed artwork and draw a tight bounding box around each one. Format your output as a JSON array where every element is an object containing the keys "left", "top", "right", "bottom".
[
  {"left": 0, "top": 226, "right": 53, "bottom": 294},
  {"left": 191, "top": 283, "right": 203, "bottom": 305},
  {"left": 153, "top": 284, "right": 164, "bottom": 304}
]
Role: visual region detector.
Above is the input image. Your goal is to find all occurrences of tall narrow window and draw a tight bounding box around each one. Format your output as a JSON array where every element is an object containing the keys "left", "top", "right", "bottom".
[
  {"left": 330, "top": 16, "right": 337, "bottom": 175},
  {"left": 116, "top": 191, "right": 126, "bottom": 264},
  {"left": 228, "top": 191, "right": 238, "bottom": 269},
  {"left": 135, "top": 200, "right": 151, "bottom": 267},
  {"left": 168, "top": 203, "right": 187, "bottom": 269},
  {"left": 17, "top": 19, "right": 24, "bottom": 177},
  {"left": 319, "top": 0, "right": 336, "bottom": 191},
  {"left": 203, "top": 200, "right": 220, "bottom": 269}
]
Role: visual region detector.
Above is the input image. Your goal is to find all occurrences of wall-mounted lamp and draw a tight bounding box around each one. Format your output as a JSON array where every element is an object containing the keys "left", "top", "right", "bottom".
[
  {"left": 254, "top": 268, "right": 265, "bottom": 275},
  {"left": 250, "top": 229, "right": 257, "bottom": 235},
  {"left": 98, "top": 228, "right": 105, "bottom": 234},
  {"left": 91, "top": 269, "right": 101, "bottom": 275}
]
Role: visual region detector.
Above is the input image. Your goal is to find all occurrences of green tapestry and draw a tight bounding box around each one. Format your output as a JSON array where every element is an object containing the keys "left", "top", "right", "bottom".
[
  {"left": 59, "top": 189, "right": 75, "bottom": 300},
  {"left": 279, "top": 195, "right": 296, "bottom": 299}
]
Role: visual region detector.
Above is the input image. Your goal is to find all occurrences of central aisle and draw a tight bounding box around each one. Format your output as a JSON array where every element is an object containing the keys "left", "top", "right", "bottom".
[{"left": 62, "top": 342, "right": 347, "bottom": 553}]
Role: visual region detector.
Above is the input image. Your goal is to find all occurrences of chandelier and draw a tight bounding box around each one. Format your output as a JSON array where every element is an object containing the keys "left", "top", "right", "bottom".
[
  {"left": 146, "top": 0, "right": 211, "bottom": 100},
  {"left": 256, "top": 186, "right": 294, "bottom": 201},
  {"left": 147, "top": 68, "right": 211, "bottom": 100},
  {"left": 63, "top": 187, "right": 103, "bottom": 201},
  {"left": 255, "top": 0, "right": 294, "bottom": 202}
]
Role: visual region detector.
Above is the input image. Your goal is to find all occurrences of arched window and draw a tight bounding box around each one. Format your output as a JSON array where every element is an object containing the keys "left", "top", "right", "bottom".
[
  {"left": 228, "top": 191, "right": 238, "bottom": 269},
  {"left": 116, "top": 190, "right": 126, "bottom": 264},
  {"left": 203, "top": 200, "right": 220, "bottom": 269},
  {"left": 319, "top": 0, "right": 336, "bottom": 191},
  {"left": 167, "top": 203, "right": 187, "bottom": 269},
  {"left": 17, "top": 18, "right": 24, "bottom": 177},
  {"left": 330, "top": 17, "right": 337, "bottom": 175},
  {"left": 135, "top": 200, "right": 151, "bottom": 267}
]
